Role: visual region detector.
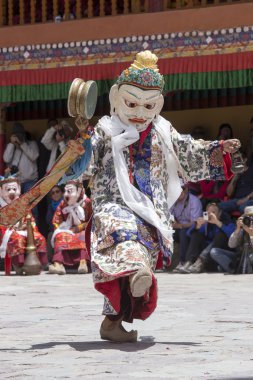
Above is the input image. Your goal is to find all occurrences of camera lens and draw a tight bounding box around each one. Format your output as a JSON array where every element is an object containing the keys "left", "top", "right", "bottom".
[{"left": 243, "top": 215, "right": 253, "bottom": 227}]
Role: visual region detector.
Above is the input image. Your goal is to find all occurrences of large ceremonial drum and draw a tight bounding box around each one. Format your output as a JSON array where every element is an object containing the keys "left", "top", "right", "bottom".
[{"left": 67, "top": 78, "right": 98, "bottom": 119}]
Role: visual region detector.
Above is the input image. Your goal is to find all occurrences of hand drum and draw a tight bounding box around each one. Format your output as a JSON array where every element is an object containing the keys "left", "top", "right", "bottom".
[{"left": 67, "top": 78, "right": 98, "bottom": 120}]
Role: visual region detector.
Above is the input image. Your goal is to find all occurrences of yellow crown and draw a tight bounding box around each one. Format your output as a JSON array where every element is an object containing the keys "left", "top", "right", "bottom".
[{"left": 131, "top": 51, "right": 159, "bottom": 72}]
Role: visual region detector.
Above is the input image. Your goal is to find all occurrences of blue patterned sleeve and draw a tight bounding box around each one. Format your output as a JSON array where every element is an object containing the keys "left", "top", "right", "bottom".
[{"left": 58, "top": 127, "right": 105, "bottom": 185}]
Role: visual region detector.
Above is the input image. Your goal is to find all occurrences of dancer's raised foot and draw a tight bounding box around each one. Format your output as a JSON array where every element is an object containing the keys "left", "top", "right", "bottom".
[{"left": 129, "top": 267, "right": 152, "bottom": 297}]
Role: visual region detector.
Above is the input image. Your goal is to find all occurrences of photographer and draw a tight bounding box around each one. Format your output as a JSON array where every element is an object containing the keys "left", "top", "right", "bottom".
[
  {"left": 3, "top": 122, "right": 39, "bottom": 193},
  {"left": 179, "top": 202, "right": 235, "bottom": 273},
  {"left": 210, "top": 206, "right": 253, "bottom": 274},
  {"left": 41, "top": 119, "right": 73, "bottom": 172}
]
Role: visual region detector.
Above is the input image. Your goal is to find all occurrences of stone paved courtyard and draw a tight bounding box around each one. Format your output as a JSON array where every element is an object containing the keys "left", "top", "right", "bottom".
[{"left": 0, "top": 271, "right": 253, "bottom": 380}]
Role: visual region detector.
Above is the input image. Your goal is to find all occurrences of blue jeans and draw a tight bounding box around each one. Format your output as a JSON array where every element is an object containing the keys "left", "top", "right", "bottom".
[
  {"left": 219, "top": 198, "right": 253, "bottom": 214},
  {"left": 210, "top": 248, "right": 238, "bottom": 273},
  {"left": 21, "top": 180, "right": 39, "bottom": 224},
  {"left": 174, "top": 228, "right": 191, "bottom": 263}
]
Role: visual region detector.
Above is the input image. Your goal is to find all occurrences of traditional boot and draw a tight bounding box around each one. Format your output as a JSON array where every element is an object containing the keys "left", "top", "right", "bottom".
[
  {"left": 78, "top": 259, "right": 88, "bottom": 274},
  {"left": 188, "top": 257, "right": 205, "bottom": 273},
  {"left": 100, "top": 316, "right": 138, "bottom": 343},
  {"left": 129, "top": 267, "right": 152, "bottom": 297},
  {"left": 48, "top": 262, "right": 66, "bottom": 275}
]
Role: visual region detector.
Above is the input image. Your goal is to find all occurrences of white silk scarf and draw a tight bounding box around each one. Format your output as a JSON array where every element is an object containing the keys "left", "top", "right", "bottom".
[{"left": 98, "top": 115, "right": 182, "bottom": 242}]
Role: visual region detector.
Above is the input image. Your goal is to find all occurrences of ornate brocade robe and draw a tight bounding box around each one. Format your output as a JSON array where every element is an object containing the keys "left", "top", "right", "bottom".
[{"left": 87, "top": 116, "right": 231, "bottom": 284}]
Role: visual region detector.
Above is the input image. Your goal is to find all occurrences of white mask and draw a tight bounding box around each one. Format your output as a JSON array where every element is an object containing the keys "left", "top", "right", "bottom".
[
  {"left": 109, "top": 84, "right": 164, "bottom": 131},
  {"left": 0, "top": 181, "right": 21, "bottom": 204},
  {"left": 64, "top": 184, "right": 81, "bottom": 206}
]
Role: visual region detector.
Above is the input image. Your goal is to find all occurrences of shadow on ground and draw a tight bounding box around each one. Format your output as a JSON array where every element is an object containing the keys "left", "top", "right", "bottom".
[{"left": 0, "top": 337, "right": 201, "bottom": 353}]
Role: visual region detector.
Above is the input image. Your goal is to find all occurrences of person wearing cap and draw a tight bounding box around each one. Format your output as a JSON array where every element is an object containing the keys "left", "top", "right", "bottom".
[
  {"left": 41, "top": 119, "right": 73, "bottom": 172},
  {"left": 210, "top": 205, "right": 253, "bottom": 274},
  {"left": 3, "top": 122, "right": 39, "bottom": 194},
  {"left": 61, "top": 50, "right": 241, "bottom": 343}
]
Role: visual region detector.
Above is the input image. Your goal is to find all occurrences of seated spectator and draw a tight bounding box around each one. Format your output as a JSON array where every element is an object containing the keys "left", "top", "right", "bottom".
[
  {"left": 198, "top": 179, "right": 230, "bottom": 208},
  {"left": 218, "top": 156, "right": 253, "bottom": 214},
  {"left": 210, "top": 206, "right": 253, "bottom": 274},
  {"left": 180, "top": 202, "right": 235, "bottom": 274},
  {"left": 217, "top": 123, "right": 233, "bottom": 141},
  {"left": 170, "top": 182, "right": 203, "bottom": 273},
  {"left": 0, "top": 175, "right": 47, "bottom": 275},
  {"left": 41, "top": 119, "right": 73, "bottom": 173},
  {"left": 49, "top": 180, "right": 92, "bottom": 275},
  {"left": 46, "top": 185, "right": 64, "bottom": 263}
]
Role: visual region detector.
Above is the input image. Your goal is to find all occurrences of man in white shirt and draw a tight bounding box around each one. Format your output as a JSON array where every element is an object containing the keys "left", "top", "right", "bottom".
[
  {"left": 41, "top": 120, "right": 73, "bottom": 172},
  {"left": 3, "top": 122, "right": 39, "bottom": 193}
]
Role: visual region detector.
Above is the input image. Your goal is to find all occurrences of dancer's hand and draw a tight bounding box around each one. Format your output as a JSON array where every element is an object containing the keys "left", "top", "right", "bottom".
[
  {"left": 223, "top": 139, "right": 241, "bottom": 153},
  {"left": 75, "top": 115, "right": 89, "bottom": 131}
]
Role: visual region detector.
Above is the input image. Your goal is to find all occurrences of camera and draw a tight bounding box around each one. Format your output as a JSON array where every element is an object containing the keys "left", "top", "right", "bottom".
[
  {"left": 242, "top": 215, "right": 253, "bottom": 227},
  {"left": 10, "top": 165, "right": 19, "bottom": 175},
  {"left": 57, "top": 128, "right": 66, "bottom": 138},
  {"left": 203, "top": 211, "right": 209, "bottom": 221}
]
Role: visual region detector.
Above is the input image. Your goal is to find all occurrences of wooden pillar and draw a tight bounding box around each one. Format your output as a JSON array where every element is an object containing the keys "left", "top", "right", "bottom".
[
  {"left": 41, "top": 0, "right": 47, "bottom": 22},
  {"left": 131, "top": 0, "right": 140, "bottom": 13},
  {"left": 0, "top": 0, "right": 3, "bottom": 26},
  {"left": 123, "top": 0, "right": 129, "bottom": 14},
  {"left": 64, "top": 0, "right": 69, "bottom": 20},
  {"left": 99, "top": 0, "right": 105, "bottom": 16},
  {"left": 53, "top": 0, "right": 58, "bottom": 19},
  {"left": 143, "top": 0, "right": 149, "bottom": 12},
  {"left": 30, "top": 0, "right": 36, "bottom": 23},
  {"left": 76, "top": 0, "right": 81, "bottom": 18},
  {"left": 87, "top": 0, "right": 93, "bottom": 17},
  {"left": 19, "top": 0, "right": 24, "bottom": 24},
  {"left": 111, "top": 0, "right": 116, "bottom": 15},
  {"left": 8, "top": 0, "right": 13, "bottom": 26}
]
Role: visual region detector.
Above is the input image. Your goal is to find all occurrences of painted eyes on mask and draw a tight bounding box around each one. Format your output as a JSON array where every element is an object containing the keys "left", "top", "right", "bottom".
[
  {"left": 125, "top": 100, "right": 156, "bottom": 110},
  {"left": 125, "top": 100, "right": 137, "bottom": 108},
  {"left": 144, "top": 103, "right": 155, "bottom": 110}
]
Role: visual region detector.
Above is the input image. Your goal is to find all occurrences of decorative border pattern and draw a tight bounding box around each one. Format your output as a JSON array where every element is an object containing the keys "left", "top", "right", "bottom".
[{"left": 0, "top": 26, "right": 253, "bottom": 72}]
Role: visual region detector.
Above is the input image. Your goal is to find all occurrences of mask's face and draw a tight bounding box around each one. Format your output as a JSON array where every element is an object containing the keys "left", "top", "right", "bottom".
[
  {"left": 64, "top": 184, "right": 80, "bottom": 206},
  {"left": 110, "top": 84, "right": 164, "bottom": 131},
  {"left": 1, "top": 181, "right": 21, "bottom": 204}
]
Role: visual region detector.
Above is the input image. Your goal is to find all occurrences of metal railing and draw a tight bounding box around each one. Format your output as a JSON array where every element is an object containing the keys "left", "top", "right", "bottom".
[{"left": 0, "top": 0, "right": 249, "bottom": 27}]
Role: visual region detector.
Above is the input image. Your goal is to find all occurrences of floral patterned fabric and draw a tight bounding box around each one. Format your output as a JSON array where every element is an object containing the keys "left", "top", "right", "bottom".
[{"left": 83, "top": 118, "right": 230, "bottom": 319}]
